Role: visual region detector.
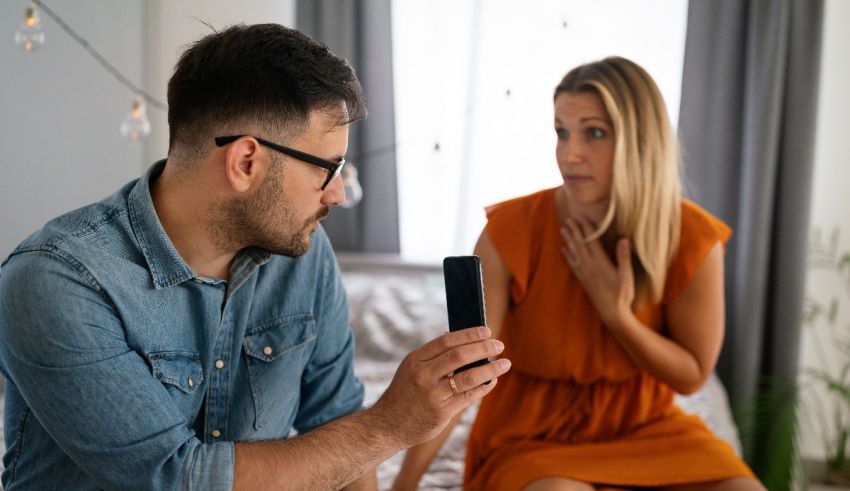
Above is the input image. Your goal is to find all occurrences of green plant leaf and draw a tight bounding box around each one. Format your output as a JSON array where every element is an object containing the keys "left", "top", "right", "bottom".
[
  {"left": 838, "top": 339, "right": 850, "bottom": 362},
  {"left": 735, "top": 376, "right": 801, "bottom": 491},
  {"left": 830, "top": 227, "right": 841, "bottom": 257},
  {"left": 807, "top": 368, "right": 850, "bottom": 407},
  {"left": 805, "top": 300, "right": 823, "bottom": 325},
  {"left": 839, "top": 254, "right": 850, "bottom": 273}
]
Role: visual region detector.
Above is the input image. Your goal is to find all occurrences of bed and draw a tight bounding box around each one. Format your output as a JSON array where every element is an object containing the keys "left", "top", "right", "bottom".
[
  {"left": 339, "top": 253, "right": 744, "bottom": 490},
  {"left": 0, "top": 254, "right": 743, "bottom": 490}
]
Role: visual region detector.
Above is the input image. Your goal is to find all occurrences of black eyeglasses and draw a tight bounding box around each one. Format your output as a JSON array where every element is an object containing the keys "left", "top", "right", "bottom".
[{"left": 215, "top": 135, "right": 345, "bottom": 191}]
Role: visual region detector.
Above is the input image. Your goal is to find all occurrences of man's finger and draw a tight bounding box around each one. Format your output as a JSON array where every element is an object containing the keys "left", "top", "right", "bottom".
[
  {"left": 426, "top": 338, "right": 505, "bottom": 379},
  {"left": 414, "top": 327, "right": 491, "bottom": 361},
  {"left": 443, "top": 358, "right": 512, "bottom": 401},
  {"left": 445, "top": 377, "right": 500, "bottom": 413}
]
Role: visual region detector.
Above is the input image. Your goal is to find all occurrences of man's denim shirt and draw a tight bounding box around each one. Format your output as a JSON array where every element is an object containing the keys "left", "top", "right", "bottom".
[{"left": 0, "top": 161, "right": 364, "bottom": 490}]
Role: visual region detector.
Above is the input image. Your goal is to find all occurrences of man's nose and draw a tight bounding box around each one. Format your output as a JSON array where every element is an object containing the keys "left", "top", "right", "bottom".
[{"left": 321, "top": 171, "right": 346, "bottom": 206}]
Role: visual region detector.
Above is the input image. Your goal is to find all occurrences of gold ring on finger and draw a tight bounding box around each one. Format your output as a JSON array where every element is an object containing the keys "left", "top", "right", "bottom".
[{"left": 448, "top": 375, "right": 460, "bottom": 395}]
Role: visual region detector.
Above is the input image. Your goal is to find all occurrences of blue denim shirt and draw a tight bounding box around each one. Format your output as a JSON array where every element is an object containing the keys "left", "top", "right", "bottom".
[{"left": 0, "top": 161, "right": 364, "bottom": 490}]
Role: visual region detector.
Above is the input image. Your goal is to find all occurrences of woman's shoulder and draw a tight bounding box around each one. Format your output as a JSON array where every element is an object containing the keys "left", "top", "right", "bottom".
[
  {"left": 485, "top": 187, "right": 557, "bottom": 222},
  {"left": 663, "top": 199, "right": 732, "bottom": 302},
  {"left": 679, "top": 199, "right": 732, "bottom": 246},
  {"left": 483, "top": 187, "right": 558, "bottom": 303}
]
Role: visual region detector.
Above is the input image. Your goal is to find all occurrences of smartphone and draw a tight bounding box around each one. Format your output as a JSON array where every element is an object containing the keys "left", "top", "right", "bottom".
[{"left": 443, "top": 255, "right": 491, "bottom": 373}]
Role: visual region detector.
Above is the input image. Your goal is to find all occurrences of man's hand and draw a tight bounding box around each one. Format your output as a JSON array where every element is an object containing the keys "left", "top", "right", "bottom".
[
  {"left": 234, "top": 327, "right": 510, "bottom": 490},
  {"left": 370, "top": 326, "right": 511, "bottom": 448}
]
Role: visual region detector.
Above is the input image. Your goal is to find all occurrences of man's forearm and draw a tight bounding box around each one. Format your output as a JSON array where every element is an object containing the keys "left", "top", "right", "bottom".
[
  {"left": 233, "top": 327, "right": 510, "bottom": 490},
  {"left": 233, "top": 407, "right": 398, "bottom": 490},
  {"left": 343, "top": 470, "right": 378, "bottom": 491}
]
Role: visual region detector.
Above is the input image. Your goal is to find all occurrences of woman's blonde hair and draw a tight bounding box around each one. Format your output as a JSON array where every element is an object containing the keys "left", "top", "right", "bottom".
[{"left": 555, "top": 56, "right": 682, "bottom": 305}]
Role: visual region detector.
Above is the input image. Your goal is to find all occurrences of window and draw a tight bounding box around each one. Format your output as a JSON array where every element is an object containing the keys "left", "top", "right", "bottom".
[{"left": 392, "top": 0, "right": 689, "bottom": 262}]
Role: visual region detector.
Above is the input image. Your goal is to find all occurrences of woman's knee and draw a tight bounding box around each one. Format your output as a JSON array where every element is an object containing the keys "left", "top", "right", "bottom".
[
  {"left": 522, "top": 477, "right": 595, "bottom": 491},
  {"left": 659, "top": 477, "right": 766, "bottom": 491}
]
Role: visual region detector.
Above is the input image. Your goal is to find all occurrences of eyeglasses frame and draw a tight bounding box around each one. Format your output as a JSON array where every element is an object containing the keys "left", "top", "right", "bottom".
[{"left": 214, "top": 135, "right": 345, "bottom": 191}]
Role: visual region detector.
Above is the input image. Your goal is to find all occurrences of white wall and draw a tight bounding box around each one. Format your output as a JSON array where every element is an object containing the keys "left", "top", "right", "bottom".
[
  {"left": 392, "top": 0, "right": 688, "bottom": 263},
  {"left": 143, "top": 0, "right": 296, "bottom": 163},
  {"left": 0, "top": 0, "right": 146, "bottom": 259},
  {"left": 0, "top": 1, "right": 295, "bottom": 260},
  {"left": 798, "top": 0, "right": 850, "bottom": 463}
]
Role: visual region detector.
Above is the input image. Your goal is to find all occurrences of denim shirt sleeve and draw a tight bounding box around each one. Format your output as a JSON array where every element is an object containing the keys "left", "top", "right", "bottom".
[
  {"left": 0, "top": 251, "right": 233, "bottom": 490},
  {"left": 293, "top": 238, "right": 365, "bottom": 433}
]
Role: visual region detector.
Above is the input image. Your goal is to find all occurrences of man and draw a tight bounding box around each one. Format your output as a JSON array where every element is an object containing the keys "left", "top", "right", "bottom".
[{"left": 0, "top": 24, "right": 510, "bottom": 490}]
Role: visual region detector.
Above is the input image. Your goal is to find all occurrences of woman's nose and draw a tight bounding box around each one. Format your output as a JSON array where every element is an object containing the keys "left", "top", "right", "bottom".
[{"left": 558, "top": 138, "right": 585, "bottom": 164}]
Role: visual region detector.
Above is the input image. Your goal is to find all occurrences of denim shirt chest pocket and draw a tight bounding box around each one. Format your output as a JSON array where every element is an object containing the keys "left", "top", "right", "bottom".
[
  {"left": 146, "top": 351, "right": 204, "bottom": 420},
  {"left": 243, "top": 313, "right": 317, "bottom": 429}
]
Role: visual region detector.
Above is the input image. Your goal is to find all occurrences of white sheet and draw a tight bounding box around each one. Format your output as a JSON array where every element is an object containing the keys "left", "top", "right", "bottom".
[{"left": 343, "top": 267, "right": 743, "bottom": 490}]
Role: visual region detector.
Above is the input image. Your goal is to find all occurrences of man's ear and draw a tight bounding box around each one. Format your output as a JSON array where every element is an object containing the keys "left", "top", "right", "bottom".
[{"left": 222, "top": 137, "right": 266, "bottom": 193}]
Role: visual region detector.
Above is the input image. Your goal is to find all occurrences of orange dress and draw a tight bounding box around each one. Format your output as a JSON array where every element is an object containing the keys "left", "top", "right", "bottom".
[{"left": 464, "top": 188, "right": 754, "bottom": 490}]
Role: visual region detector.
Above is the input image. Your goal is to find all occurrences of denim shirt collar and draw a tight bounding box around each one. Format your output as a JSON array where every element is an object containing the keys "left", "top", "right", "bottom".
[{"left": 128, "top": 160, "right": 272, "bottom": 289}]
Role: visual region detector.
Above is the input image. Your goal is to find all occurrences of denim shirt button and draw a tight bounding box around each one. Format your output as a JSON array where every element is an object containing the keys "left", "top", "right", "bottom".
[
  {"left": 211, "top": 429, "right": 221, "bottom": 438},
  {"left": 215, "top": 360, "right": 224, "bottom": 369},
  {"left": 262, "top": 346, "right": 273, "bottom": 356},
  {"left": 187, "top": 377, "right": 194, "bottom": 388}
]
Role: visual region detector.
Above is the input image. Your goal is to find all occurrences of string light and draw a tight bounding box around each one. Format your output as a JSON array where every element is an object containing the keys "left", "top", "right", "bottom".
[
  {"left": 16, "top": 1, "right": 167, "bottom": 142},
  {"left": 340, "top": 164, "right": 363, "bottom": 209},
  {"left": 14, "top": 3, "right": 45, "bottom": 53},
  {"left": 12, "top": 0, "right": 367, "bottom": 206},
  {"left": 120, "top": 97, "right": 152, "bottom": 141}
]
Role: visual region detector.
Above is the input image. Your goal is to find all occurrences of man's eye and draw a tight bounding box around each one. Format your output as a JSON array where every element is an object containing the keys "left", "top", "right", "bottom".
[{"left": 555, "top": 128, "right": 568, "bottom": 140}]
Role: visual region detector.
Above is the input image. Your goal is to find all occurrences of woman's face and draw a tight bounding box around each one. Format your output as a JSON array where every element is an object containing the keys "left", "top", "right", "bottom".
[{"left": 554, "top": 91, "right": 615, "bottom": 213}]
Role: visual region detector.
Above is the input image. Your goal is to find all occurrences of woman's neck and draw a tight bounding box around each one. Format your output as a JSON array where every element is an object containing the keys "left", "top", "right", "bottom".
[{"left": 554, "top": 185, "right": 608, "bottom": 225}]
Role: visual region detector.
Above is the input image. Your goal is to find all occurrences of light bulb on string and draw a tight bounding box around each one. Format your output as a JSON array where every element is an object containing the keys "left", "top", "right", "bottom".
[
  {"left": 15, "top": 4, "right": 45, "bottom": 53},
  {"left": 120, "top": 97, "right": 151, "bottom": 141},
  {"left": 339, "top": 163, "right": 363, "bottom": 209}
]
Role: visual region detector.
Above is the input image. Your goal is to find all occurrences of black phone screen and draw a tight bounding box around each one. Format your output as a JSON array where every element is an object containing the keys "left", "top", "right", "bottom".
[{"left": 443, "top": 255, "right": 490, "bottom": 372}]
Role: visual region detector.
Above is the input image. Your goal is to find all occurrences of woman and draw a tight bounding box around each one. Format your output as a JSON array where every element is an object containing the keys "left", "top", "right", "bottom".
[{"left": 393, "top": 57, "right": 764, "bottom": 490}]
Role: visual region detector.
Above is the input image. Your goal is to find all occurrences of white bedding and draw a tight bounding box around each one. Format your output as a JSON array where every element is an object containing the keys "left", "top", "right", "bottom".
[
  {"left": 0, "top": 258, "right": 742, "bottom": 491},
  {"left": 341, "top": 257, "right": 743, "bottom": 490}
]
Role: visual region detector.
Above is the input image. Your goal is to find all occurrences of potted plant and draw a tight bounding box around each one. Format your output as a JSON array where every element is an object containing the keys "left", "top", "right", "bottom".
[{"left": 800, "top": 226, "right": 850, "bottom": 486}]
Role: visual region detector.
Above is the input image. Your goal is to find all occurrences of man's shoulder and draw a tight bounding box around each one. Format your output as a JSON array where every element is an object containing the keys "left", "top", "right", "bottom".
[{"left": 2, "top": 180, "right": 138, "bottom": 272}]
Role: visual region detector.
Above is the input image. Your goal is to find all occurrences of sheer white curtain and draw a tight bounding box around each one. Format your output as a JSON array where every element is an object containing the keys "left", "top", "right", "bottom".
[{"left": 392, "top": 0, "right": 689, "bottom": 263}]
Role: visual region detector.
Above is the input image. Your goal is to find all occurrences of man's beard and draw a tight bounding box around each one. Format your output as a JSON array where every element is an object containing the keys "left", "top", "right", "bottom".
[{"left": 212, "top": 168, "right": 330, "bottom": 257}]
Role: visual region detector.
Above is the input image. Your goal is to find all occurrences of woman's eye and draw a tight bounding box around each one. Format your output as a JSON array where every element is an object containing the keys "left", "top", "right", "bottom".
[
  {"left": 588, "top": 128, "right": 606, "bottom": 139},
  {"left": 555, "top": 128, "right": 568, "bottom": 140}
]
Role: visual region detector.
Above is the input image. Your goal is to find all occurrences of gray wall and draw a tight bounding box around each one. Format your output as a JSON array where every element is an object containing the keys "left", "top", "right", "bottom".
[
  {"left": 0, "top": 1, "right": 296, "bottom": 260},
  {"left": 0, "top": 0, "right": 146, "bottom": 259}
]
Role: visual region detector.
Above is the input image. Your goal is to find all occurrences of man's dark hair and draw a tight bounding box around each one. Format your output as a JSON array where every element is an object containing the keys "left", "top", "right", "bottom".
[{"left": 167, "top": 23, "right": 366, "bottom": 159}]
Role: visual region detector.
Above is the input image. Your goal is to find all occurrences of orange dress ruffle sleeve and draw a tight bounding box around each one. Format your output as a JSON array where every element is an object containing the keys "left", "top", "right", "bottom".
[{"left": 463, "top": 188, "right": 752, "bottom": 490}]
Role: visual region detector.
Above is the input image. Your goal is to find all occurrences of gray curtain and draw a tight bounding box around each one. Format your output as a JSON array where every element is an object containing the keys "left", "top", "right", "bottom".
[
  {"left": 297, "top": 0, "right": 400, "bottom": 253},
  {"left": 678, "top": 0, "right": 823, "bottom": 478}
]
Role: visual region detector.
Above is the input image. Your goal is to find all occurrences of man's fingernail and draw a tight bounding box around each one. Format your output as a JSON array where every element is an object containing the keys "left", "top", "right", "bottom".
[
  {"left": 478, "top": 327, "right": 489, "bottom": 339},
  {"left": 498, "top": 358, "right": 511, "bottom": 370},
  {"left": 491, "top": 340, "right": 504, "bottom": 352}
]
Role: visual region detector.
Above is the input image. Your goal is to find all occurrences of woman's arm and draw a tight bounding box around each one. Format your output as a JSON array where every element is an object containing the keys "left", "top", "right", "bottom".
[
  {"left": 561, "top": 217, "right": 724, "bottom": 394},
  {"left": 475, "top": 228, "right": 511, "bottom": 342},
  {"left": 605, "top": 242, "right": 724, "bottom": 394},
  {"left": 391, "top": 229, "right": 512, "bottom": 490}
]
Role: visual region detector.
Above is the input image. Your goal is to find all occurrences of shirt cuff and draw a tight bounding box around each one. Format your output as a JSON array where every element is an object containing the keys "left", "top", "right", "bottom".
[{"left": 189, "top": 440, "right": 235, "bottom": 490}]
